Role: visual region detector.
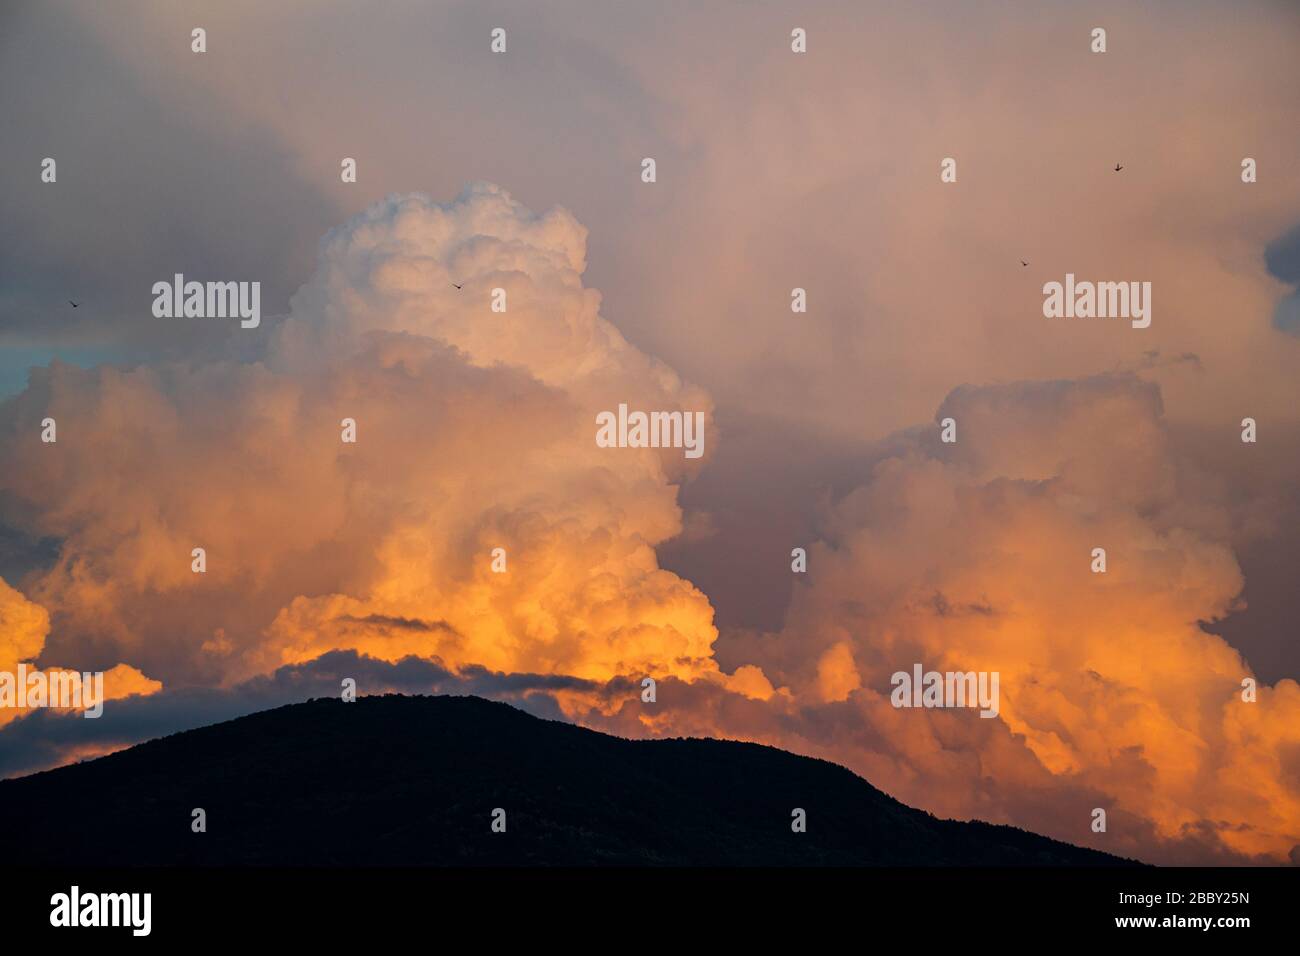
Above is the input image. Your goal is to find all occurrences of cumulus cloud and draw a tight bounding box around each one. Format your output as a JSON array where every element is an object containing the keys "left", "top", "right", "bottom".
[
  {"left": 638, "top": 374, "right": 1300, "bottom": 863},
  {"left": 0, "top": 575, "right": 161, "bottom": 729},
  {"left": 0, "top": 576, "right": 46, "bottom": 668},
  {"left": 0, "top": 185, "right": 726, "bottom": 693},
  {"left": 2, "top": 184, "right": 1297, "bottom": 866}
]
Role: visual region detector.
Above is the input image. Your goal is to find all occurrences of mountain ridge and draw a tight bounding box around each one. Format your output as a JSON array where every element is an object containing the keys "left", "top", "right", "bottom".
[{"left": 0, "top": 694, "right": 1136, "bottom": 866}]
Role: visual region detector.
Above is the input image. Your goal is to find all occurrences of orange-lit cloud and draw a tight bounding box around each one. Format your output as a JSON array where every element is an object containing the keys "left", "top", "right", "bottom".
[
  {"left": 0, "top": 186, "right": 728, "bottom": 695},
  {"left": 0, "top": 575, "right": 161, "bottom": 728},
  {"left": 1, "top": 183, "right": 1297, "bottom": 865},
  {"left": 548, "top": 381, "right": 1299, "bottom": 865}
]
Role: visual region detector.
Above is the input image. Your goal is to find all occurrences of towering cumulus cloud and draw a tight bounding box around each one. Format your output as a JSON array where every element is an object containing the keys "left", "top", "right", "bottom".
[
  {"left": 0, "top": 184, "right": 729, "bottom": 691},
  {"left": 1, "top": 187, "right": 1296, "bottom": 865},
  {"left": 652, "top": 375, "right": 1299, "bottom": 864}
]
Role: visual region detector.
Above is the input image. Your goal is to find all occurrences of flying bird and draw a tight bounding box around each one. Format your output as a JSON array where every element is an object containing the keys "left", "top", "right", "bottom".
[
  {"left": 1114, "top": 163, "right": 1123, "bottom": 172},
  {"left": 68, "top": 300, "right": 79, "bottom": 308},
  {"left": 1020, "top": 260, "right": 1028, "bottom": 267},
  {"left": 451, "top": 283, "right": 463, "bottom": 290}
]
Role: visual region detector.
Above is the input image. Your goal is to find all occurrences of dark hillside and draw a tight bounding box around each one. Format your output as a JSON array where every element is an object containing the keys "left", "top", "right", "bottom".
[{"left": 0, "top": 694, "right": 1132, "bottom": 866}]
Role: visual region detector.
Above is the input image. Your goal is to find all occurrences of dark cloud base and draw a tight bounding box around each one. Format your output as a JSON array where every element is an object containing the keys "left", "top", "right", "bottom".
[{"left": 0, "top": 650, "right": 596, "bottom": 780}]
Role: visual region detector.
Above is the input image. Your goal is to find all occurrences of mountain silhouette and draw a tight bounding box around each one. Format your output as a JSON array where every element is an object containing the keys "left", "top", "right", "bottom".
[{"left": 0, "top": 694, "right": 1131, "bottom": 866}]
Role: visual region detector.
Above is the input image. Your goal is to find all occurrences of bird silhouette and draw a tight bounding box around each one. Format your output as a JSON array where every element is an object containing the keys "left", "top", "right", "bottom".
[
  {"left": 1114, "top": 163, "right": 1123, "bottom": 172},
  {"left": 451, "top": 283, "right": 463, "bottom": 290},
  {"left": 68, "top": 300, "right": 79, "bottom": 308},
  {"left": 1020, "top": 260, "right": 1028, "bottom": 267}
]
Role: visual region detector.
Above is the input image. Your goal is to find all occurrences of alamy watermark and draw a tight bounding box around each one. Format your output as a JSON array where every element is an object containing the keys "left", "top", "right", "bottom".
[
  {"left": 152, "top": 273, "right": 261, "bottom": 328},
  {"left": 1043, "top": 273, "right": 1151, "bottom": 328},
  {"left": 0, "top": 664, "right": 104, "bottom": 718},
  {"left": 595, "top": 403, "right": 705, "bottom": 459},
  {"left": 890, "top": 663, "right": 999, "bottom": 718},
  {"left": 50, "top": 886, "right": 151, "bottom": 936}
]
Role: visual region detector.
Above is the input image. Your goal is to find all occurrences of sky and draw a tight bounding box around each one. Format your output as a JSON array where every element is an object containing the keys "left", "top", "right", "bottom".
[{"left": 1, "top": 0, "right": 1299, "bottom": 865}]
